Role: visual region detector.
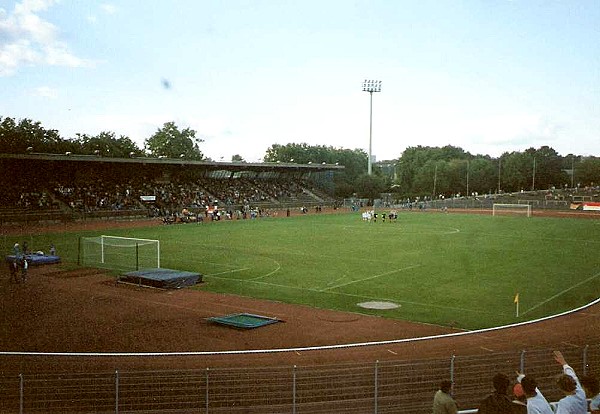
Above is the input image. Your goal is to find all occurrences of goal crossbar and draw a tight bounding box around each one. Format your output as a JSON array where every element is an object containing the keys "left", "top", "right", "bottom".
[{"left": 100, "top": 235, "right": 161, "bottom": 268}]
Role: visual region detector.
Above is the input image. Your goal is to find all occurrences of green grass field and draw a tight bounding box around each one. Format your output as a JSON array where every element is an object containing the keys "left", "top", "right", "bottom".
[{"left": 6, "top": 211, "right": 599, "bottom": 329}]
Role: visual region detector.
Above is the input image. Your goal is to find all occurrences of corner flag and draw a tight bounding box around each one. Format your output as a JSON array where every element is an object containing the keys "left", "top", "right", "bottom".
[{"left": 514, "top": 293, "right": 520, "bottom": 317}]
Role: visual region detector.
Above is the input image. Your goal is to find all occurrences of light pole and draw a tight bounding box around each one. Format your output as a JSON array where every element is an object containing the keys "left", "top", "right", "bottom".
[
  {"left": 362, "top": 79, "right": 381, "bottom": 175},
  {"left": 532, "top": 157, "right": 536, "bottom": 191}
]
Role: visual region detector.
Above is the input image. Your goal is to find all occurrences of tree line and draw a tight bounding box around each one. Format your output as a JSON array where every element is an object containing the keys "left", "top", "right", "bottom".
[
  {"left": 392, "top": 145, "right": 599, "bottom": 199},
  {"left": 0, "top": 117, "right": 203, "bottom": 160},
  {"left": 1, "top": 116, "right": 598, "bottom": 199}
]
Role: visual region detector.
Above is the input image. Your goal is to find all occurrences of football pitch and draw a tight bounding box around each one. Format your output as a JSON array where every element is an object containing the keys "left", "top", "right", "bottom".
[{"left": 11, "top": 211, "right": 600, "bottom": 330}]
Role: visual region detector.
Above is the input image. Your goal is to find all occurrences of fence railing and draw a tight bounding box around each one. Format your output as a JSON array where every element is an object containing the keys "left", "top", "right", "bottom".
[{"left": 1, "top": 344, "right": 597, "bottom": 413}]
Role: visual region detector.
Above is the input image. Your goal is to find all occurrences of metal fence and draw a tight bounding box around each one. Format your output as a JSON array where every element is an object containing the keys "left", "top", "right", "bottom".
[{"left": 0, "top": 344, "right": 597, "bottom": 413}]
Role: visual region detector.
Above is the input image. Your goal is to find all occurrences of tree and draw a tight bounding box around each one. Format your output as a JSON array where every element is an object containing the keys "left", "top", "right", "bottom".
[
  {"left": 500, "top": 151, "right": 531, "bottom": 192},
  {"left": 263, "top": 143, "right": 368, "bottom": 197},
  {"left": 231, "top": 154, "right": 246, "bottom": 162},
  {"left": 0, "top": 116, "right": 66, "bottom": 154},
  {"left": 529, "top": 146, "right": 566, "bottom": 190},
  {"left": 144, "top": 122, "right": 204, "bottom": 160},
  {"left": 576, "top": 156, "right": 600, "bottom": 187},
  {"left": 75, "top": 131, "right": 143, "bottom": 158},
  {"left": 354, "top": 173, "right": 388, "bottom": 200},
  {"left": 467, "top": 157, "right": 496, "bottom": 195}
]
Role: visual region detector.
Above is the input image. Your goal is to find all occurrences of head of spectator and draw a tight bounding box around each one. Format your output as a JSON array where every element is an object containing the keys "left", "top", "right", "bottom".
[
  {"left": 556, "top": 373, "right": 577, "bottom": 395},
  {"left": 513, "top": 383, "right": 525, "bottom": 398},
  {"left": 520, "top": 376, "right": 538, "bottom": 397},
  {"left": 440, "top": 380, "right": 453, "bottom": 394},
  {"left": 580, "top": 374, "right": 599, "bottom": 399},
  {"left": 492, "top": 373, "right": 510, "bottom": 394},
  {"left": 512, "top": 383, "right": 528, "bottom": 408}
]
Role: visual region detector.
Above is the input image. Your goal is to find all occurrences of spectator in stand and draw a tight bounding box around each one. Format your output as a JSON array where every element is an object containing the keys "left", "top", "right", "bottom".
[
  {"left": 552, "top": 350, "right": 587, "bottom": 414},
  {"left": 432, "top": 380, "right": 458, "bottom": 414},
  {"left": 580, "top": 374, "right": 600, "bottom": 413},
  {"left": 516, "top": 372, "right": 553, "bottom": 414},
  {"left": 477, "top": 373, "right": 514, "bottom": 413}
]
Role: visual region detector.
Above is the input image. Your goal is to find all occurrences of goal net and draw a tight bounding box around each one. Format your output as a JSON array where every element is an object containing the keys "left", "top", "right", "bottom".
[
  {"left": 492, "top": 203, "right": 532, "bottom": 217},
  {"left": 79, "top": 235, "right": 160, "bottom": 271}
]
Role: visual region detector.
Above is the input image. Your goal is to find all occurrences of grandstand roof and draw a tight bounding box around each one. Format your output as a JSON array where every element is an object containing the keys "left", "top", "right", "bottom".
[{"left": 0, "top": 153, "right": 345, "bottom": 173}]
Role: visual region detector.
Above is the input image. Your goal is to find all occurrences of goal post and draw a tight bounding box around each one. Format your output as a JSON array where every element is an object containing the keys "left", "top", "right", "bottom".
[
  {"left": 492, "top": 203, "right": 532, "bottom": 217},
  {"left": 79, "top": 235, "right": 160, "bottom": 271}
]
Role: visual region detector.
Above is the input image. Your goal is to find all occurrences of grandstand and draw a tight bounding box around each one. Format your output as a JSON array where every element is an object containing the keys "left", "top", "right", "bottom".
[{"left": 0, "top": 153, "right": 342, "bottom": 225}]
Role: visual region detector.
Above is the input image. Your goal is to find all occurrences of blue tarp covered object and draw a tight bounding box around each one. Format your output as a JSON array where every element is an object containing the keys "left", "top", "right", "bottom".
[
  {"left": 120, "top": 268, "right": 202, "bottom": 289},
  {"left": 5, "top": 253, "right": 61, "bottom": 266}
]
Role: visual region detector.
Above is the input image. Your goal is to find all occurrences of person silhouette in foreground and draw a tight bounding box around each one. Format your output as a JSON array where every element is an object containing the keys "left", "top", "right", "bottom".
[
  {"left": 552, "top": 350, "right": 587, "bottom": 414},
  {"left": 516, "top": 371, "right": 553, "bottom": 414},
  {"left": 432, "top": 380, "right": 458, "bottom": 414},
  {"left": 477, "top": 373, "right": 514, "bottom": 414},
  {"left": 580, "top": 373, "right": 600, "bottom": 413}
]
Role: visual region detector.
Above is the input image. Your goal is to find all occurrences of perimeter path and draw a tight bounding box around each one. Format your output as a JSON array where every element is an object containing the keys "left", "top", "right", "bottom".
[{"left": 1, "top": 265, "right": 599, "bottom": 374}]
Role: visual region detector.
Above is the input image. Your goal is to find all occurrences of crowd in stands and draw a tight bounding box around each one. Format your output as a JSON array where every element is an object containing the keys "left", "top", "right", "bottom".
[
  {"left": 1, "top": 174, "right": 327, "bottom": 221},
  {"left": 433, "top": 350, "right": 599, "bottom": 414},
  {"left": 0, "top": 187, "right": 56, "bottom": 211}
]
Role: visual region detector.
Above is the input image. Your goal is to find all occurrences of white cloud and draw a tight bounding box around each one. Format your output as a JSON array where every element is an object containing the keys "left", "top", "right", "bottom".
[
  {"left": 32, "top": 85, "right": 57, "bottom": 98},
  {"left": 100, "top": 3, "right": 116, "bottom": 15},
  {"left": 86, "top": 4, "right": 116, "bottom": 28},
  {"left": 0, "top": 0, "right": 91, "bottom": 76}
]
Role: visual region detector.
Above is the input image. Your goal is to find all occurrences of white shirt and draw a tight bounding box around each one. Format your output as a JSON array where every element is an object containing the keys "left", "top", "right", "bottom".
[
  {"left": 554, "top": 364, "right": 587, "bottom": 414},
  {"left": 526, "top": 392, "right": 554, "bottom": 414},
  {"left": 590, "top": 393, "right": 600, "bottom": 411},
  {"left": 516, "top": 374, "right": 553, "bottom": 414}
]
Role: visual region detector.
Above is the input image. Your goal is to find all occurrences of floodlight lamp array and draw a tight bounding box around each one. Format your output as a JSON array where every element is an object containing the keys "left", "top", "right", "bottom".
[{"left": 362, "top": 79, "right": 382, "bottom": 92}]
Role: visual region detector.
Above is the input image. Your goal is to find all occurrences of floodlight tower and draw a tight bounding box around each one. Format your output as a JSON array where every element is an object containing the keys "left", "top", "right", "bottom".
[{"left": 362, "top": 79, "right": 382, "bottom": 175}]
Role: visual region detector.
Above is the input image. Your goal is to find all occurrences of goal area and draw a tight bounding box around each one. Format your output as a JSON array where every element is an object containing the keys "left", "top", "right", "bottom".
[
  {"left": 492, "top": 203, "right": 532, "bottom": 217},
  {"left": 79, "top": 235, "right": 160, "bottom": 272}
]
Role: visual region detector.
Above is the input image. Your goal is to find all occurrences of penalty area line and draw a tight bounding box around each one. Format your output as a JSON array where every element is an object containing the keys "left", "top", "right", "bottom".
[{"left": 320, "top": 264, "right": 421, "bottom": 292}]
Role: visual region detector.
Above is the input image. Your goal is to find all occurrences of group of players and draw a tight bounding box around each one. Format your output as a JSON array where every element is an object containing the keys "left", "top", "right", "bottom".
[{"left": 361, "top": 210, "right": 398, "bottom": 223}]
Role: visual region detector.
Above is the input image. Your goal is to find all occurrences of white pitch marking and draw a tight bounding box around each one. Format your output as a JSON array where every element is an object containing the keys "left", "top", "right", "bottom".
[
  {"left": 320, "top": 265, "right": 421, "bottom": 292},
  {"left": 207, "top": 272, "right": 487, "bottom": 315},
  {"left": 326, "top": 275, "right": 348, "bottom": 286},
  {"left": 521, "top": 271, "right": 600, "bottom": 316},
  {"left": 206, "top": 268, "right": 250, "bottom": 276},
  {"left": 249, "top": 259, "right": 282, "bottom": 281}
]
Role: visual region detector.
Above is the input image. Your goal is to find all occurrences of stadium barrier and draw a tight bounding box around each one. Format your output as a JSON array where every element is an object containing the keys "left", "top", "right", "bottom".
[{"left": 0, "top": 344, "right": 597, "bottom": 413}]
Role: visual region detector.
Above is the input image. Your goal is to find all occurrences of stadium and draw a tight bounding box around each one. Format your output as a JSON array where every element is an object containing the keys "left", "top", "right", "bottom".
[{"left": 1, "top": 153, "right": 599, "bottom": 413}]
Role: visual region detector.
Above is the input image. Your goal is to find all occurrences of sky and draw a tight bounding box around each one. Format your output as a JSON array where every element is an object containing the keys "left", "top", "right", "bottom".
[{"left": 1, "top": 0, "right": 599, "bottom": 163}]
